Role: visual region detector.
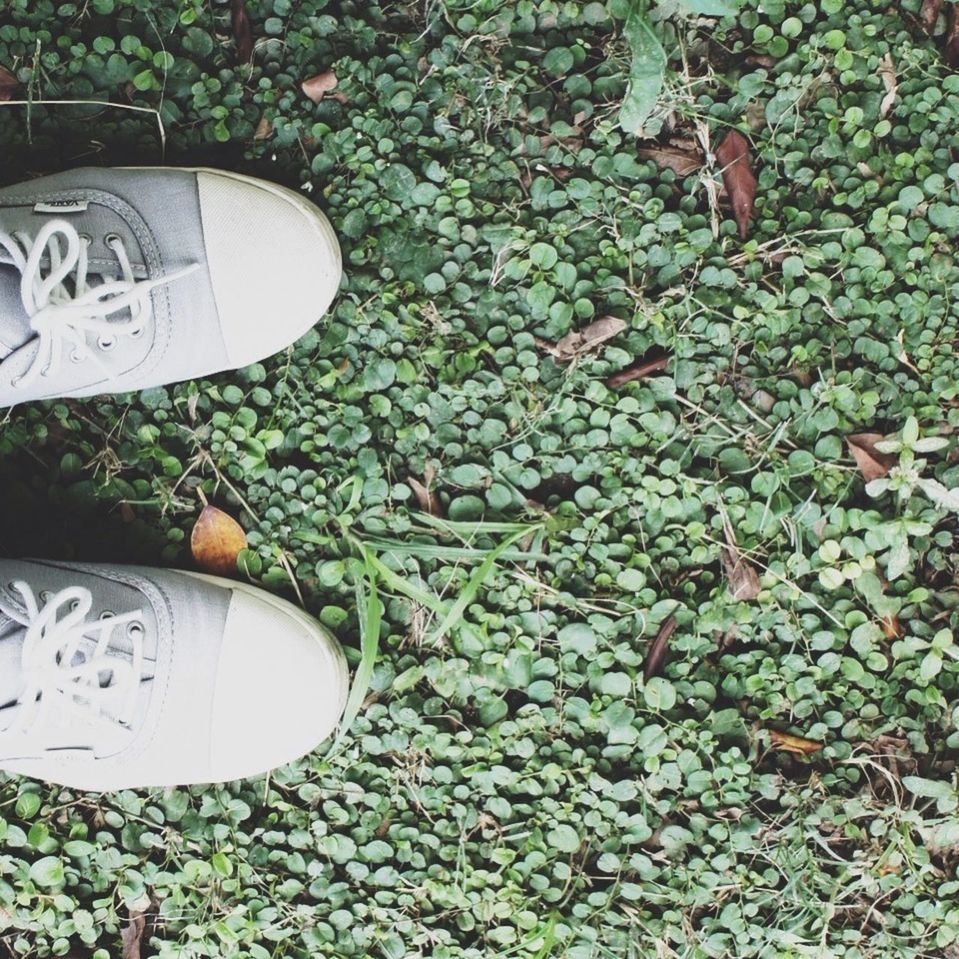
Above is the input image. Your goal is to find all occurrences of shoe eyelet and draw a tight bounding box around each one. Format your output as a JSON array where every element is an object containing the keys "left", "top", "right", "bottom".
[
  {"left": 78, "top": 233, "right": 92, "bottom": 246},
  {"left": 130, "top": 326, "right": 144, "bottom": 339},
  {"left": 70, "top": 349, "right": 84, "bottom": 364},
  {"left": 127, "top": 621, "right": 144, "bottom": 641},
  {"left": 69, "top": 599, "right": 80, "bottom": 613},
  {"left": 97, "top": 335, "right": 116, "bottom": 352},
  {"left": 39, "top": 590, "right": 52, "bottom": 603},
  {"left": 104, "top": 232, "right": 122, "bottom": 248},
  {"left": 99, "top": 610, "right": 115, "bottom": 620}
]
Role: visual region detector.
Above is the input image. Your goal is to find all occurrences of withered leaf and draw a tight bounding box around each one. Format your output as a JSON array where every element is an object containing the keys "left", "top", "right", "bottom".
[
  {"left": 540, "top": 315, "right": 627, "bottom": 364},
  {"left": 881, "top": 614, "right": 905, "bottom": 639},
  {"left": 121, "top": 912, "right": 146, "bottom": 959},
  {"left": 715, "top": 130, "right": 757, "bottom": 241},
  {"left": 769, "top": 730, "right": 823, "bottom": 755},
  {"left": 846, "top": 433, "right": 896, "bottom": 482},
  {"left": 921, "top": 0, "right": 944, "bottom": 32},
  {"left": 721, "top": 520, "right": 761, "bottom": 601},
  {"left": 878, "top": 54, "right": 898, "bottom": 118},
  {"left": 253, "top": 115, "right": 274, "bottom": 140},
  {"left": 606, "top": 352, "right": 670, "bottom": 388},
  {"left": 636, "top": 145, "right": 703, "bottom": 177},
  {"left": 946, "top": 4, "right": 959, "bottom": 67},
  {"left": 191, "top": 505, "right": 248, "bottom": 575},
  {"left": 408, "top": 474, "right": 443, "bottom": 518},
  {"left": 644, "top": 615, "right": 678, "bottom": 681},
  {"left": 0, "top": 65, "right": 18, "bottom": 102},
  {"left": 231, "top": 0, "right": 254, "bottom": 62},
  {"left": 302, "top": 70, "right": 339, "bottom": 104}
]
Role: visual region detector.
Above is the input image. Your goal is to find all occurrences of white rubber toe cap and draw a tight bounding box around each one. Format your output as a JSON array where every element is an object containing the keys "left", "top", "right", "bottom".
[
  {"left": 196, "top": 170, "right": 342, "bottom": 368},
  {"left": 208, "top": 584, "right": 349, "bottom": 783}
]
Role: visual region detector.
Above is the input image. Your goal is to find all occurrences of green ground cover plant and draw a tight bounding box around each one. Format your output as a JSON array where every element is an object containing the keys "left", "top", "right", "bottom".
[{"left": 1, "top": 0, "right": 959, "bottom": 955}]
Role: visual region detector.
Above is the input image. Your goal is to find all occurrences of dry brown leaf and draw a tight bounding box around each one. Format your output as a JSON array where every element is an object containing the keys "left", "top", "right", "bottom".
[
  {"left": 878, "top": 54, "right": 898, "bottom": 118},
  {"left": 0, "top": 65, "right": 18, "bottom": 102},
  {"left": 231, "top": 0, "right": 254, "bottom": 62},
  {"left": 408, "top": 471, "right": 443, "bottom": 517},
  {"left": 121, "top": 912, "right": 146, "bottom": 959},
  {"left": 191, "top": 505, "right": 247, "bottom": 575},
  {"left": 539, "top": 315, "right": 627, "bottom": 364},
  {"left": 846, "top": 433, "right": 896, "bottom": 482},
  {"left": 715, "top": 130, "right": 757, "bottom": 241},
  {"left": 881, "top": 614, "right": 905, "bottom": 639},
  {"left": 769, "top": 730, "right": 823, "bottom": 755},
  {"left": 606, "top": 353, "right": 670, "bottom": 388},
  {"left": 254, "top": 115, "right": 274, "bottom": 140},
  {"left": 302, "top": 70, "right": 339, "bottom": 104},
  {"left": 636, "top": 145, "right": 703, "bottom": 177},
  {"left": 721, "top": 519, "right": 761, "bottom": 601},
  {"left": 921, "top": 0, "right": 944, "bottom": 32},
  {"left": 644, "top": 615, "right": 678, "bottom": 681},
  {"left": 946, "top": 4, "right": 959, "bottom": 67}
]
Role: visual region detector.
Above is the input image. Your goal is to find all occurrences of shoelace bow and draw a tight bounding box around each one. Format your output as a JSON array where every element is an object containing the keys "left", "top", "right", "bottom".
[
  {"left": 0, "top": 218, "right": 198, "bottom": 388},
  {"left": 1, "top": 583, "right": 146, "bottom": 744}
]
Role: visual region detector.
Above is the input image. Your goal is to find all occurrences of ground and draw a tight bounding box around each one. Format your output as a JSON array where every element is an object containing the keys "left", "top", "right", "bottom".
[{"left": 1, "top": 0, "right": 959, "bottom": 957}]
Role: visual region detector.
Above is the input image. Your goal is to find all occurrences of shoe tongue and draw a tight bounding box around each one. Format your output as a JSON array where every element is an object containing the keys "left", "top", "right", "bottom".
[{"left": 0, "top": 263, "right": 31, "bottom": 358}]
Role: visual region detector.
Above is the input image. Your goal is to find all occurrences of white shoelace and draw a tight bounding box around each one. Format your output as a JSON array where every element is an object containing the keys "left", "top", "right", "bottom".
[
  {"left": 0, "top": 583, "right": 146, "bottom": 749},
  {"left": 0, "top": 218, "right": 198, "bottom": 389}
]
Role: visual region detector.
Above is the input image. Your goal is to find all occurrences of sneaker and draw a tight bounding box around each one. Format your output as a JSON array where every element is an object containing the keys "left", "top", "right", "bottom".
[
  {"left": 0, "top": 167, "right": 341, "bottom": 405},
  {"left": 0, "top": 560, "right": 349, "bottom": 790}
]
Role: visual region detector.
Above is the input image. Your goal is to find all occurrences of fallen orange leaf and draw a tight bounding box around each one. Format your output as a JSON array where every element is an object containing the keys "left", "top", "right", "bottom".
[{"left": 191, "top": 505, "right": 247, "bottom": 575}]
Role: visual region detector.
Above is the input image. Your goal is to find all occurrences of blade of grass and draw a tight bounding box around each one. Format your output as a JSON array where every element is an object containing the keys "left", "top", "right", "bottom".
[
  {"left": 413, "top": 514, "right": 539, "bottom": 535},
  {"left": 362, "top": 538, "right": 548, "bottom": 563},
  {"left": 428, "top": 527, "right": 534, "bottom": 645},
  {"left": 328, "top": 550, "right": 382, "bottom": 753},
  {"left": 358, "top": 544, "right": 449, "bottom": 615}
]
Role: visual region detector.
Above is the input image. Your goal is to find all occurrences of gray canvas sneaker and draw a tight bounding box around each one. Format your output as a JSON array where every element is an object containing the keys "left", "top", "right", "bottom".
[
  {"left": 0, "top": 167, "right": 341, "bottom": 405},
  {"left": 0, "top": 560, "right": 349, "bottom": 790}
]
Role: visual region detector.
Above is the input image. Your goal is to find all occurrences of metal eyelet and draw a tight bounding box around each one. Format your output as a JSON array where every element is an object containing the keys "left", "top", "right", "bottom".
[
  {"left": 70, "top": 349, "right": 84, "bottom": 364},
  {"left": 39, "top": 590, "right": 52, "bottom": 603},
  {"left": 78, "top": 233, "right": 92, "bottom": 246},
  {"left": 130, "top": 326, "right": 144, "bottom": 339},
  {"left": 97, "top": 335, "right": 116, "bottom": 352},
  {"left": 127, "top": 621, "right": 144, "bottom": 641},
  {"left": 99, "top": 610, "right": 115, "bottom": 620},
  {"left": 104, "top": 232, "right": 122, "bottom": 248}
]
